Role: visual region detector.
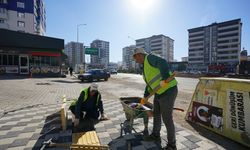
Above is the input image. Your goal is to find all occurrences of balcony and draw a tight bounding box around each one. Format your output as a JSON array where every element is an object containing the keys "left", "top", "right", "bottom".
[
  {"left": 0, "top": 23, "right": 9, "bottom": 29},
  {"left": 0, "top": 12, "right": 8, "bottom": 19},
  {"left": 217, "top": 30, "right": 239, "bottom": 36},
  {"left": 217, "top": 36, "right": 239, "bottom": 41},
  {"left": 189, "top": 30, "right": 204, "bottom": 36},
  {"left": 217, "top": 24, "right": 240, "bottom": 30}
]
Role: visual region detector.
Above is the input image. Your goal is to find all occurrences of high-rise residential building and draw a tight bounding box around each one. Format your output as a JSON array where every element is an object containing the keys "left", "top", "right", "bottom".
[
  {"left": 181, "top": 57, "right": 188, "bottom": 62},
  {"left": 122, "top": 45, "right": 136, "bottom": 70},
  {"left": 90, "top": 39, "right": 109, "bottom": 68},
  {"left": 64, "top": 42, "right": 85, "bottom": 69},
  {"left": 0, "top": 0, "right": 46, "bottom": 35},
  {"left": 136, "top": 34, "right": 174, "bottom": 62},
  {"left": 188, "top": 19, "right": 242, "bottom": 72}
]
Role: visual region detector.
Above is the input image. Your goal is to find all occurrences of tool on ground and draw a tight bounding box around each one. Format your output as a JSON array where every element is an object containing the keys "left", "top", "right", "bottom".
[{"left": 41, "top": 138, "right": 109, "bottom": 150}]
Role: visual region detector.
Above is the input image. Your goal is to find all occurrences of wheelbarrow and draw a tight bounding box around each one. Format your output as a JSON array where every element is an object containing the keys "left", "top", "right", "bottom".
[{"left": 120, "top": 97, "right": 153, "bottom": 136}]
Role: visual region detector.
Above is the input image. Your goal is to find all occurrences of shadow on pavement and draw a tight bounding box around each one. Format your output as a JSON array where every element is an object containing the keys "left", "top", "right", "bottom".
[
  {"left": 187, "top": 121, "right": 249, "bottom": 150},
  {"left": 50, "top": 80, "right": 80, "bottom": 84},
  {"left": 35, "top": 111, "right": 72, "bottom": 150},
  {"left": 108, "top": 133, "right": 162, "bottom": 150},
  {"left": 0, "top": 74, "right": 28, "bottom": 80}
]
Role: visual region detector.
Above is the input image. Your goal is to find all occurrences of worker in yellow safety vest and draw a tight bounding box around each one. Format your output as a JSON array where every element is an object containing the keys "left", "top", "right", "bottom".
[
  {"left": 69, "top": 83, "right": 107, "bottom": 128},
  {"left": 133, "top": 48, "right": 178, "bottom": 150}
]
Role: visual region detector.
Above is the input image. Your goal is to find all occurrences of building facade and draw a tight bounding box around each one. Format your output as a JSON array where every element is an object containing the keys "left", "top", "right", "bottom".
[
  {"left": 0, "top": 29, "right": 63, "bottom": 76},
  {"left": 136, "top": 34, "right": 174, "bottom": 62},
  {"left": 188, "top": 19, "right": 242, "bottom": 73},
  {"left": 0, "top": 0, "right": 46, "bottom": 35},
  {"left": 122, "top": 45, "right": 136, "bottom": 70},
  {"left": 90, "top": 39, "right": 109, "bottom": 69},
  {"left": 64, "top": 42, "right": 85, "bottom": 70}
]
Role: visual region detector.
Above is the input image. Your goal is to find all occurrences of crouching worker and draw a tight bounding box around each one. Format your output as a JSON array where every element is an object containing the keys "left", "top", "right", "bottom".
[{"left": 69, "top": 83, "right": 108, "bottom": 131}]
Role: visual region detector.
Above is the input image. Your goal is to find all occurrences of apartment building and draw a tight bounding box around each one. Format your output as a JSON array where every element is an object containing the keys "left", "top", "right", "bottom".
[
  {"left": 188, "top": 19, "right": 242, "bottom": 72},
  {"left": 122, "top": 45, "right": 136, "bottom": 70},
  {"left": 0, "top": 0, "right": 46, "bottom": 35},
  {"left": 64, "top": 42, "right": 85, "bottom": 69},
  {"left": 136, "top": 34, "right": 174, "bottom": 62},
  {"left": 90, "top": 39, "right": 109, "bottom": 68}
]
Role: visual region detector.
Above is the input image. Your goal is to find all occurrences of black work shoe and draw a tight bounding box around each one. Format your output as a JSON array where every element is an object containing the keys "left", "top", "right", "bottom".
[
  {"left": 143, "top": 134, "right": 161, "bottom": 141},
  {"left": 162, "top": 144, "right": 177, "bottom": 150}
]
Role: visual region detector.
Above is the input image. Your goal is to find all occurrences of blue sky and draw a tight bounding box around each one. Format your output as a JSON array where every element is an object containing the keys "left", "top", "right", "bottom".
[{"left": 45, "top": 0, "right": 250, "bottom": 63}]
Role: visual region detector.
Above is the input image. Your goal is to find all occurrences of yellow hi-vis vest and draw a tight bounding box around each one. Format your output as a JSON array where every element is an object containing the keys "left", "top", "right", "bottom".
[
  {"left": 70, "top": 88, "right": 100, "bottom": 107},
  {"left": 143, "top": 55, "right": 177, "bottom": 95}
]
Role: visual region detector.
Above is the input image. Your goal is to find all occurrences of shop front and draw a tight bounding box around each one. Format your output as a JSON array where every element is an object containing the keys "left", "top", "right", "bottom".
[{"left": 0, "top": 29, "right": 64, "bottom": 77}]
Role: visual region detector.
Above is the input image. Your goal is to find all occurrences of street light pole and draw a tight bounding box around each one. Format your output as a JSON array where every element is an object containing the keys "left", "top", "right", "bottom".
[
  {"left": 77, "top": 24, "right": 87, "bottom": 43},
  {"left": 76, "top": 24, "right": 87, "bottom": 72}
]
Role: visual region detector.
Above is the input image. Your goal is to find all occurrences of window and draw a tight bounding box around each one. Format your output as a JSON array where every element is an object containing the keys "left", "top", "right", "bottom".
[
  {"left": 17, "top": 12, "right": 25, "bottom": 18},
  {"left": 17, "top": 2, "right": 25, "bottom": 8},
  {"left": 0, "top": 0, "right": 7, "bottom": 4},
  {"left": 17, "top": 21, "right": 25, "bottom": 27},
  {"left": 0, "top": 8, "right": 6, "bottom": 13},
  {"left": 0, "top": 19, "right": 5, "bottom": 23}
]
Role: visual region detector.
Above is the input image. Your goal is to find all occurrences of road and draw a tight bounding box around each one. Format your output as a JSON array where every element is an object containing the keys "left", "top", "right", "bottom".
[{"left": 0, "top": 73, "right": 248, "bottom": 150}]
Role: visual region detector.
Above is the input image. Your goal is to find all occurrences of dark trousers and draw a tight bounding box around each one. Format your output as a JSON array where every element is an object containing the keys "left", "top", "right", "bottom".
[{"left": 69, "top": 105, "right": 100, "bottom": 120}]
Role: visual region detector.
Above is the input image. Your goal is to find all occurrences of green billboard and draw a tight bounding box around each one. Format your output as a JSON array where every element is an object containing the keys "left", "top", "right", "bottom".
[{"left": 85, "top": 48, "right": 98, "bottom": 55}]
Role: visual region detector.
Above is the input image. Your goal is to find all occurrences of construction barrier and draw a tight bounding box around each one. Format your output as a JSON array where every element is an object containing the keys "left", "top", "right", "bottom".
[{"left": 185, "top": 77, "right": 250, "bottom": 148}]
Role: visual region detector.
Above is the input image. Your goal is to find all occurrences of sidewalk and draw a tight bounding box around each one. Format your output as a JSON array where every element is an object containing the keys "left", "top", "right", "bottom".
[
  {"left": 0, "top": 99, "right": 224, "bottom": 150},
  {"left": 0, "top": 76, "right": 246, "bottom": 150}
]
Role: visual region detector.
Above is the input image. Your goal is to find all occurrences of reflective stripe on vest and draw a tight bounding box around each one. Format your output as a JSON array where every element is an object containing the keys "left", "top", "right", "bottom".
[
  {"left": 70, "top": 88, "right": 100, "bottom": 107},
  {"left": 143, "top": 55, "right": 177, "bottom": 95}
]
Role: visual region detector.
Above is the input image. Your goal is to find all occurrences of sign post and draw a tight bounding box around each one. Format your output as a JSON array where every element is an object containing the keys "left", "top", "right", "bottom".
[{"left": 85, "top": 48, "right": 98, "bottom": 55}]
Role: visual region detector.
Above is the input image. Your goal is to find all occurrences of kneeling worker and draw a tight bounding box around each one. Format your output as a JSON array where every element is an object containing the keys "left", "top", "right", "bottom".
[{"left": 69, "top": 83, "right": 107, "bottom": 128}]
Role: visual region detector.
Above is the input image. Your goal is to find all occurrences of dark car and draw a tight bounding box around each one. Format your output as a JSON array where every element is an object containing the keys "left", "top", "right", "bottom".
[
  {"left": 78, "top": 69, "right": 110, "bottom": 82},
  {"left": 110, "top": 69, "right": 117, "bottom": 74}
]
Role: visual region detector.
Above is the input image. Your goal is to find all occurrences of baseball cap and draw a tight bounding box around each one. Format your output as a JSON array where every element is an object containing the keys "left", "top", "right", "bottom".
[
  {"left": 133, "top": 48, "right": 147, "bottom": 57},
  {"left": 90, "top": 83, "right": 98, "bottom": 91}
]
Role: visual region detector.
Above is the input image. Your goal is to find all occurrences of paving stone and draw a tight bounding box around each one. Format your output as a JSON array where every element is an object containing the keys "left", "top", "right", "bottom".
[
  {"left": 178, "top": 130, "right": 191, "bottom": 137},
  {"left": 98, "top": 132, "right": 110, "bottom": 138},
  {"left": 104, "top": 123, "right": 114, "bottom": 129},
  {"left": 107, "top": 128, "right": 119, "bottom": 134},
  {"left": 4, "top": 131, "right": 21, "bottom": 138},
  {"left": 185, "top": 135, "right": 202, "bottom": 143},
  {"left": 16, "top": 122, "right": 29, "bottom": 127},
  {"left": 0, "top": 130, "right": 10, "bottom": 136},
  {"left": 0, "top": 125, "right": 15, "bottom": 131},
  {"left": 176, "top": 142, "right": 187, "bottom": 149},
  {"left": 110, "top": 132, "right": 121, "bottom": 140},
  {"left": 99, "top": 137, "right": 112, "bottom": 145},
  {"left": 20, "top": 126, "right": 37, "bottom": 133},
  {"left": 9, "top": 138, "right": 29, "bottom": 148},
  {"left": 7, "top": 146, "right": 27, "bottom": 150},
  {"left": 176, "top": 134, "right": 188, "bottom": 143},
  {"left": 96, "top": 127, "right": 106, "bottom": 132},
  {"left": 175, "top": 126, "right": 184, "bottom": 132},
  {"left": 30, "top": 133, "right": 41, "bottom": 140},
  {"left": 181, "top": 140, "right": 199, "bottom": 149},
  {"left": 0, "top": 144, "right": 9, "bottom": 150}
]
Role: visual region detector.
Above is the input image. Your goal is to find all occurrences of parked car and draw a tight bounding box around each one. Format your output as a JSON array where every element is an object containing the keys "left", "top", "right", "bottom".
[
  {"left": 110, "top": 69, "right": 117, "bottom": 74},
  {"left": 78, "top": 69, "right": 110, "bottom": 82}
]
